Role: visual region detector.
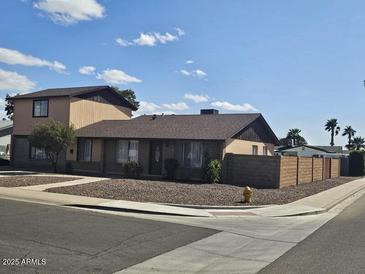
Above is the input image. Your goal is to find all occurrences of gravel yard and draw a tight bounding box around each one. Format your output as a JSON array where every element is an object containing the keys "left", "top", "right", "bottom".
[
  {"left": 46, "top": 176, "right": 358, "bottom": 206},
  {"left": 0, "top": 176, "right": 81, "bottom": 187}
]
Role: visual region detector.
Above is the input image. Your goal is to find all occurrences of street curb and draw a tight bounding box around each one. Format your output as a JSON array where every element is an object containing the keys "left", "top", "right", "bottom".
[
  {"left": 158, "top": 203, "right": 269, "bottom": 210},
  {"left": 274, "top": 183, "right": 365, "bottom": 217}
]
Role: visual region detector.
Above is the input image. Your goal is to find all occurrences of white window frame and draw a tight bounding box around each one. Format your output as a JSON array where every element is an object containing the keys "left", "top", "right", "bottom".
[{"left": 252, "top": 145, "right": 258, "bottom": 155}]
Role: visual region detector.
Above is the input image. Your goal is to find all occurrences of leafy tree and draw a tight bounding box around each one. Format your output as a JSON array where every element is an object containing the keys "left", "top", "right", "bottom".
[
  {"left": 206, "top": 159, "right": 221, "bottom": 184},
  {"left": 286, "top": 128, "right": 306, "bottom": 146},
  {"left": 279, "top": 137, "right": 292, "bottom": 146},
  {"left": 5, "top": 93, "right": 18, "bottom": 120},
  {"left": 342, "top": 126, "right": 356, "bottom": 149},
  {"left": 352, "top": 136, "right": 365, "bottom": 150},
  {"left": 112, "top": 87, "right": 140, "bottom": 109},
  {"left": 325, "top": 118, "right": 340, "bottom": 146},
  {"left": 29, "top": 120, "right": 76, "bottom": 172}
]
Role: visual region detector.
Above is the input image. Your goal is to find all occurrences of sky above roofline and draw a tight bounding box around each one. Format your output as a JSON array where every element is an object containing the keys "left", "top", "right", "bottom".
[{"left": 1, "top": 0, "right": 364, "bottom": 147}]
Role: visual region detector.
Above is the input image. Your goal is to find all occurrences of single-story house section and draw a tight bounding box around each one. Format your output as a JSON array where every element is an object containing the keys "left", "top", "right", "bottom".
[
  {"left": 0, "top": 120, "right": 13, "bottom": 156},
  {"left": 275, "top": 145, "right": 345, "bottom": 158},
  {"left": 10, "top": 86, "right": 279, "bottom": 180}
]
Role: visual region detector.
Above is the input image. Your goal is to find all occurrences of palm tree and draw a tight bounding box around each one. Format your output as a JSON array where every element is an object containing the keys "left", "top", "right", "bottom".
[
  {"left": 325, "top": 119, "right": 340, "bottom": 146},
  {"left": 342, "top": 126, "right": 356, "bottom": 149},
  {"left": 352, "top": 136, "right": 365, "bottom": 150},
  {"left": 286, "top": 128, "right": 302, "bottom": 146}
]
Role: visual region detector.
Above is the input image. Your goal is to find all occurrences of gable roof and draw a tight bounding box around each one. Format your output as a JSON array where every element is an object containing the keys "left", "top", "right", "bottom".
[
  {"left": 76, "top": 113, "right": 279, "bottom": 143},
  {"left": 276, "top": 145, "right": 343, "bottom": 153},
  {"left": 9, "top": 86, "right": 137, "bottom": 110}
]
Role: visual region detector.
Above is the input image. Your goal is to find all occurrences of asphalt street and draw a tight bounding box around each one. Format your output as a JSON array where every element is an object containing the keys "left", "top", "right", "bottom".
[
  {"left": 0, "top": 198, "right": 217, "bottom": 274},
  {"left": 259, "top": 194, "right": 365, "bottom": 274}
]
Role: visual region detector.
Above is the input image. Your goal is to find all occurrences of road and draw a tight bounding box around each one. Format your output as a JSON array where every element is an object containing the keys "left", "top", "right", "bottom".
[
  {"left": 259, "top": 194, "right": 365, "bottom": 274},
  {"left": 0, "top": 198, "right": 217, "bottom": 274}
]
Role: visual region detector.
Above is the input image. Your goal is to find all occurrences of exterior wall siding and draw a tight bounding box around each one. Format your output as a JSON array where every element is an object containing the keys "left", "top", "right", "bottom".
[
  {"left": 13, "top": 97, "right": 70, "bottom": 135},
  {"left": 224, "top": 139, "right": 274, "bottom": 156},
  {"left": 69, "top": 97, "right": 131, "bottom": 129}
]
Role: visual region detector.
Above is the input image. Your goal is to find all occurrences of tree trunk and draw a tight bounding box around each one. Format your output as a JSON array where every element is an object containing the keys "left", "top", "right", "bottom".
[{"left": 330, "top": 130, "right": 334, "bottom": 146}]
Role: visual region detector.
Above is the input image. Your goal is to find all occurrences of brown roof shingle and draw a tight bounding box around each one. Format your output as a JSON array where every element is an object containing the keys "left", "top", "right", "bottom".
[{"left": 76, "top": 113, "right": 277, "bottom": 142}]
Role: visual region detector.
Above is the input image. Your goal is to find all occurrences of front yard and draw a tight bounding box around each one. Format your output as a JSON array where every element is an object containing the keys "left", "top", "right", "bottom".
[
  {"left": 46, "top": 176, "right": 358, "bottom": 206},
  {"left": 0, "top": 176, "right": 80, "bottom": 187}
]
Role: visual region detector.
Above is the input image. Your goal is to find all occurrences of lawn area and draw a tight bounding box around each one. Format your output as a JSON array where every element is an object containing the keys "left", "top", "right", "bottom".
[
  {"left": 0, "top": 176, "right": 81, "bottom": 187},
  {"left": 46, "top": 176, "right": 358, "bottom": 206}
]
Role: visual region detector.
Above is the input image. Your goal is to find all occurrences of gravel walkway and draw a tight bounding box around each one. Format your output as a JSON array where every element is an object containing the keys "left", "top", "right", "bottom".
[
  {"left": 46, "top": 176, "right": 358, "bottom": 206},
  {"left": 0, "top": 176, "right": 81, "bottom": 187}
]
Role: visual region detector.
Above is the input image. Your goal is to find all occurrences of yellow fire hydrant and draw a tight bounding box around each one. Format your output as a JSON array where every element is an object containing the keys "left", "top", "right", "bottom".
[{"left": 243, "top": 186, "right": 253, "bottom": 203}]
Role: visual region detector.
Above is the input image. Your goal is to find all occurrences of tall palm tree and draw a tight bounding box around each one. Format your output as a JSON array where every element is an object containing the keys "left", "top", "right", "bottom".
[
  {"left": 352, "top": 136, "right": 365, "bottom": 150},
  {"left": 342, "top": 126, "right": 356, "bottom": 149},
  {"left": 286, "top": 128, "right": 302, "bottom": 146},
  {"left": 325, "top": 119, "right": 340, "bottom": 146}
]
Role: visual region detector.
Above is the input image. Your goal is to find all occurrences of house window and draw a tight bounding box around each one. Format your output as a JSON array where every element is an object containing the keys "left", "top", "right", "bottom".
[
  {"left": 77, "top": 139, "right": 92, "bottom": 162},
  {"left": 176, "top": 142, "right": 202, "bottom": 168},
  {"left": 263, "top": 146, "right": 268, "bottom": 155},
  {"left": 33, "top": 99, "right": 48, "bottom": 117},
  {"left": 116, "top": 140, "right": 139, "bottom": 163},
  {"left": 252, "top": 145, "right": 258, "bottom": 155},
  {"left": 30, "top": 146, "right": 47, "bottom": 160}
]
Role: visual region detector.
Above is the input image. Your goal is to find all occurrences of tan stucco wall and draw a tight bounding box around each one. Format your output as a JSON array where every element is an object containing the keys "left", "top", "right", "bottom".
[
  {"left": 69, "top": 97, "right": 131, "bottom": 129},
  {"left": 224, "top": 139, "right": 274, "bottom": 156},
  {"left": 12, "top": 97, "right": 70, "bottom": 135}
]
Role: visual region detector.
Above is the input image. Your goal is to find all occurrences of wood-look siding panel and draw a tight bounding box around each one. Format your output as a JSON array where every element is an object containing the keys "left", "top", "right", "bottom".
[{"left": 69, "top": 98, "right": 131, "bottom": 129}]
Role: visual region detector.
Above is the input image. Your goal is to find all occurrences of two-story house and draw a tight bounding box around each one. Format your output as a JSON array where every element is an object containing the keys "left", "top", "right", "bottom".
[{"left": 10, "top": 86, "right": 279, "bottom": 179}]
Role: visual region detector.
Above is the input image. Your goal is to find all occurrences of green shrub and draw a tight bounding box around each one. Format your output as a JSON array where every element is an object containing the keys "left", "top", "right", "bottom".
[
  {"left": 123, "top": 161, "right": 143, "bottom": 179},
  {"left": 206, "top": 159, "right": 221, "bottom": 184},
  {"left": 349, "top": 151, "right": 365, "bottom": 176},
  {"left": 164, "top": 158, "right": 179, "bottom": 179}
]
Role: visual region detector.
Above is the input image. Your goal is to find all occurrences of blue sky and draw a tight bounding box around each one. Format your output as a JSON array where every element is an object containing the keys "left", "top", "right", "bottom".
[{"left": 1, "top": 0, "right": 365, "bottom": 146}]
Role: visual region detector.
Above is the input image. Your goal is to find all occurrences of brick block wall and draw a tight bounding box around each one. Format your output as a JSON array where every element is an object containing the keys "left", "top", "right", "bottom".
[
  {"left": 313, "top": 158, "right": 323, "bottom": 181},
  {"left": 298, "top": 157, "right": 313, "bottom": 184},
  {"left": 279, "top": 156, "right": 298, "bottom": 188},
  {"left": 223, "top": 154, "right": 281, "bottom": 188}
]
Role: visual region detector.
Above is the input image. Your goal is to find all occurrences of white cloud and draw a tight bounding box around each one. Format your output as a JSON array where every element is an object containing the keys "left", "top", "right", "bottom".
[
  {"left": 115, "top": 37, "right": 133, "bottom": 47},
  {"left": 175, "top": 27, "right": 185, "bottom": 36},
  {"left": 154, "top": 32, "right": 178, "bottom": 44},
  {"left": 116, "top": 28, "right": 184, "bottom": 47},
  {"left": 134, "top": 101, "right": 189, "bottom": 116},
  {"left": 162, "top": 102, "right": 189, "bottom": 111},
  {"left": 211, "top": 101, "right": 257, "bottom": 112},
  {"left": 133, "top": 33, "right": 157, "bottom": 47},
  {"left": 179, "top": 69, "right": 207, "bottom": 79},
  {"left": 33, "top": 0, "right": 105, "bottom": 25},
  {"left": 185, "top": 60, "right": 194, "bottom": 64},
  {"left": 184, "top": 93, "right": 209, "bottom": 103},
  {"left": 0, "top": 47, "right": 66, "bottom": 73},
  {"left": 0, "top": 69, "right": 36, "bottom": 92},
  {"left": 180, "top": 69, "right": 190, "bottom": 76},
  {"left": 96, "top": 69, "right": 141, "bottom": 85},
  {"left": 79, "top": 65, "right": 95, "bottom": 75}
]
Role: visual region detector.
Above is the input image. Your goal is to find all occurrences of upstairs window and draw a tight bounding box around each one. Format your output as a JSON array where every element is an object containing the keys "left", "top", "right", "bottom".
[{"left": 33, "top": 99, "right": 48, "bottom": 117}]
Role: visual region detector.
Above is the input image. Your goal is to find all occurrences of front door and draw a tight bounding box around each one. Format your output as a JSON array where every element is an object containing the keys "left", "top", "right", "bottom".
[{"left": 149, "top": 141, "right": 163, "bottom": 175}]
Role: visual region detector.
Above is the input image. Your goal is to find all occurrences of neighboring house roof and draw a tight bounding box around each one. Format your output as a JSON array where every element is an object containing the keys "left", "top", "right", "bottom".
[
  {"left": 9, "top": 86, "right": 137, "bottom": 110},
  {"left": 276, "top": 145, "right": 343, "bottom": 154},
  {"left": 0, "top": 120, "right": 13, "bottom": 137},
  {"left": 314, "top": 146, "right": 343, "bottom": 153},
  {"left": 76, "top": 113, "right": 279, "bottom": 143}
]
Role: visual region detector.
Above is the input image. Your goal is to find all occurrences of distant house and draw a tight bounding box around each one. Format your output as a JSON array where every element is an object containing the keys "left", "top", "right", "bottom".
[
  {"left": 10, "top": 86, "right": 279, "bottom": 179},
  {"left": 0, "top": 120, "right": 12, "bottom": 156},
  {"left": 275, "top": 145, "right": 344, "bottom": 158}
]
